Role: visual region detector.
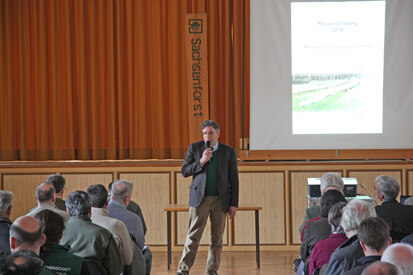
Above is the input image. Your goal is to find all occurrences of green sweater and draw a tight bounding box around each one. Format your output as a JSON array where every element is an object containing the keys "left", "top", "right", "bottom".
[{"left": 205, "top": 150, "right": 219, "bottom": 196}]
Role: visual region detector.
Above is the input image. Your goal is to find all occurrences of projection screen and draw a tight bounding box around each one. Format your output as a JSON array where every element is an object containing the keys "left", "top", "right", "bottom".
[{"left": 250, "top": 0, "right": 413, "bottom": 150}]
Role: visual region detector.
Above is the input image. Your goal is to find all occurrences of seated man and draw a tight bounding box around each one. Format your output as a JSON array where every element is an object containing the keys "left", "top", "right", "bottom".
[
  {"left": 46, "top": 174, "right": 67, "bottom": 211},
  {"left": 27, "top": 182, "right": 69, "bottom": 222},
  {"left": 375, "top": 175, "right": 413, "bottom": 242},
  {"left": 343, "top": 217, "right": 391, "bottom": 275},
  {"left": 299, "top": 173, "right": 345, "bottom": 236},
  {"left": 309, "top": 202, "right": 348, "bottom": 275},
  {"left": 34, "top": 209, "right": 89, "bottom": 274},
  {"left": 108, "top": 181, "right": 147, "bottom": 235},
  {"left": 362, "top": 261, "right": 402, "bottom": 275},
  {"left": 8, "top": 215, "right": 53, "bottom": 274},
  {"left": 381, "top": 243, "right": 413, "bottom": 274},
  {"left": 107, "top": 180, "right": 152, "bottom": 275},
  {"left": 0, "top": 250, "right": 44, "bottom": 274},
  {"left": 325, "top": 199, "right": 376, "bottom": 275},
  {"left": 0, "top": 191, "right": 13, "bottom": 255},
  {"left": 60, "top": 191, "right": 123, "bottom": 275},
  {"left": 401, "top": 233, "right": 413, "bottom": 246},
  {"left": 301, "top": 189, "right": 347, "bottom": 262},
  {"left": 87, "top": 184, "right": 134, "bottom": 267}
]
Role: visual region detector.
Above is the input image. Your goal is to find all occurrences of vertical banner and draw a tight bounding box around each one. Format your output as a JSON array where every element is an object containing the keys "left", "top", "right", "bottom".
[{"left": 185, "top": 14, "right": 209, "bottom": 143}]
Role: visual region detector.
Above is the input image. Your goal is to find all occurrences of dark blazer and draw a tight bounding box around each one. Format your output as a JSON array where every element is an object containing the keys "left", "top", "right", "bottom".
[
  {"left": 181, "top": 141, "right": 239, "bottom": 213},
  {"left": 375, "top": 200, "right": 413, "bottom": 242},
  {"left": 325, "top": 234, "right": 364, "bottom": 275},
  {"left": 300, "top": 217, "right": 331, "bottom": 261},
  {"left": 0, "top": 217, "right": 12, "bottom": 255}
]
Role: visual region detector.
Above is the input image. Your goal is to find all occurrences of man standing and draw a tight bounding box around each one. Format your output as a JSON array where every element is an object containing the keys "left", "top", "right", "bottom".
[{"left": 177, "top": 120, "right": 239, "bottom": 275}]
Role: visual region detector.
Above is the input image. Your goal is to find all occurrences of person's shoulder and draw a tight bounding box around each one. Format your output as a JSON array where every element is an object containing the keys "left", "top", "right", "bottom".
[{"left": 219, "top": 143, "right": 235, "bottom": 151}]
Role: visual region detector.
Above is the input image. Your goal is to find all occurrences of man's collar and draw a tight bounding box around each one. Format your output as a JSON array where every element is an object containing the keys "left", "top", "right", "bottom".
[
  {"left": 38, "top": 202, "right": 57, "bottom": 209},
  {"left": 109, "top": 199, "right": 126, "bottom": 209},
  {"left": 212, "top": 142, "right": 219, "bottom": 151},
  {"left": 91, "top": 207, "right": 109, "bottom": 216}
]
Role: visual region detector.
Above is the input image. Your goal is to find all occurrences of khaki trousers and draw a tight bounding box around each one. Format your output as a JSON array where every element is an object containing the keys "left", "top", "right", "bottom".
[{"left": 177, "top": 196, "right": 227, "bottom": 275}]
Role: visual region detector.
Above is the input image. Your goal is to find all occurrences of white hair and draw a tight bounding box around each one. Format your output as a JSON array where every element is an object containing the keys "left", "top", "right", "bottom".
[
  {"left": 320, "top": 173, "right": 344, "bottom": 193},
  {"left": 381, "top": 243, "right": 413, "bottom": 275},
  {"left": 340, "top": 199, "right": 376, "bottom": 231}
]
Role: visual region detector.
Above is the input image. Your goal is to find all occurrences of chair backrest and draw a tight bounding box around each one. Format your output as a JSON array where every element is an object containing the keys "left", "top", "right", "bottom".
[{"left": 83, "top": 260, "right": 107, "bottom": 275}]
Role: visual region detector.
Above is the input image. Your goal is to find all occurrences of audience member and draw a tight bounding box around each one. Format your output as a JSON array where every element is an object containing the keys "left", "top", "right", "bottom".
[
  {"left": 361, "top": 261, "right": 401, "bottom": 275},
  {"left": 9, "top": 216, "right": 53, "bottom": 274},
  {"left": 325, "top": 199, "right": 376, "bottom": 275},
  {"left": 0, "top": 250, "right": 43, "bottom": 275},
  {"left": 60, "top": 191, "right": 123, "bottom": 275},
  {"left": 375, "top": 175, "right": 413, "bottom": 242},
  {"left": 87, "top": 184, "right": 134, "bottom": 266},
  {"left": 35, "top": 209, "right": 89, "bottom": 274},
  {"left": 343, "top": 217, "right": 391, "bottom": 275},
  {"left": 46, "top": 174, "right": 66, "bottom": 211},
  {"left": 381, "top": 243, "right": 413, "bottom": 275},
  {"left": 299, "top": 173, "right": 344, "bottom": 235},
  {"left": 404, "top": 196, "right": 413, "bottom": 206},
  {"left": 301, "top": 189, "right": 347, "bottom": 262},
  {"left": 109, "top": 181, "right": 147, "bottom": 235},
  {"left": 401, "top": 233, "right": 413, "bottom": 246},
  {"left": 309, "top": 202, "right": 348, "bottom": 274},
  {"left": 0, "top": 191, "right": 13, "bottom": 255},
  {"left": 107, "top": 180, "right": 152, "bottom": 275},
  {"left": 27, "top": 182, "right": 69, "bottom": 222}
]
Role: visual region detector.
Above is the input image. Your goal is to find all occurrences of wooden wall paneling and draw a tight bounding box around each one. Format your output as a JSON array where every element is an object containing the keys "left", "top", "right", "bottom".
[
  {"left": 119, "top": 173, "right": 170, "bottom": 246},
  {"left": 234, "top": 172, "right": 285, "bottom": 245},
  {"left": 175, "top": 173, "right": 228, "bottom": 247},
  {"left": 347, "top": 170, "right": 402, "bottom": 204},
  {"left": 290, "top": 171, "right": 343, "bottom": 245},
  {"left": 407, "top": 170, "right": 413, "bottom": 195},
  {"left": 2, "top": 174, "right": 50, "bottom": 220},
  {"left": 61, "top": 173, "right": 114, "bottom": 198}
]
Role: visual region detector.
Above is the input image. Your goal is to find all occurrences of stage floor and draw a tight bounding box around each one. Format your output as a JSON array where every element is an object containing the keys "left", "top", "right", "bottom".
[{"left": 152, "top": 251, "right": 299, "bottom": 274}]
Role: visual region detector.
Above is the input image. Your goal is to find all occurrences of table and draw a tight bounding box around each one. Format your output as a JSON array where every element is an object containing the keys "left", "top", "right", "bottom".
[{"left": 164, "top": 204, "right": 262, "bottom": 270}]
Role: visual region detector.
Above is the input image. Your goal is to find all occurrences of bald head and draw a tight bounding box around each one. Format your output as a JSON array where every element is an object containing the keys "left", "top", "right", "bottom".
[
  {"left": 35, "top": 182, "right": 55, "bottom": 203},
  {"left": 10, "top": 216, "right": 44, "bottom": 254},
  {"left": 361, "top": 261, "right": 401, "bottom": 275},
  {"left": 381, "top": 243, "right": 413, "bottom": 275}
]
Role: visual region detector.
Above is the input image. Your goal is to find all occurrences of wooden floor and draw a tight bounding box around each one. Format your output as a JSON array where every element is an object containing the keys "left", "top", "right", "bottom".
[{"left": 152, "top": 251, "right": 299, "bottom": 275}]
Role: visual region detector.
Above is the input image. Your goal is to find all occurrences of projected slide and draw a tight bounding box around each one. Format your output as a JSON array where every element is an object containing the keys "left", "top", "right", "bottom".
[{"left": 291, "top": 1, "right": 385, "bottom": 135}]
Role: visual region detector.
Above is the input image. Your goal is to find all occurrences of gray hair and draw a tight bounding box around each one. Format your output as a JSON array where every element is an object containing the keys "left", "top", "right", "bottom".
[
  {"left": 381, "top": 243, "right": 413, "bottom": 275},
  {"left": 320, "top": 173, "right": 344, "bottom": 193},
  {"left": 201, "top": 120, "right": 220, "bottom": 132},
  {"left": 340, "top": 199, "right": 376, "bottom": 232},
  {"left": 0, "top": 191, "right": 13, "bottom": 215},
  {"left": 328, "top": 202, "right": 347, "bottom": 233},
  {"left": 111, "top": 180, "right": 133, "bottom": 201},
  {"left": 376, "top": 175, "right": 400, "bottom": 201},
  {"left": 65, "top": 191, "right": 91, "bottom": 217},
  {"left": 36, "top": 183, "right": 55, "bottom": 203}
]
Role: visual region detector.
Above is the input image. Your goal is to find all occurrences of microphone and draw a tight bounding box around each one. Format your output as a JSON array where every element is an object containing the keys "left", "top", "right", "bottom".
[
  {"left": 206, "top": 141, "right": 212, "bottom": 163},
  {"left": 359, "top": 183, "right": 377, "bottom": 206}
]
